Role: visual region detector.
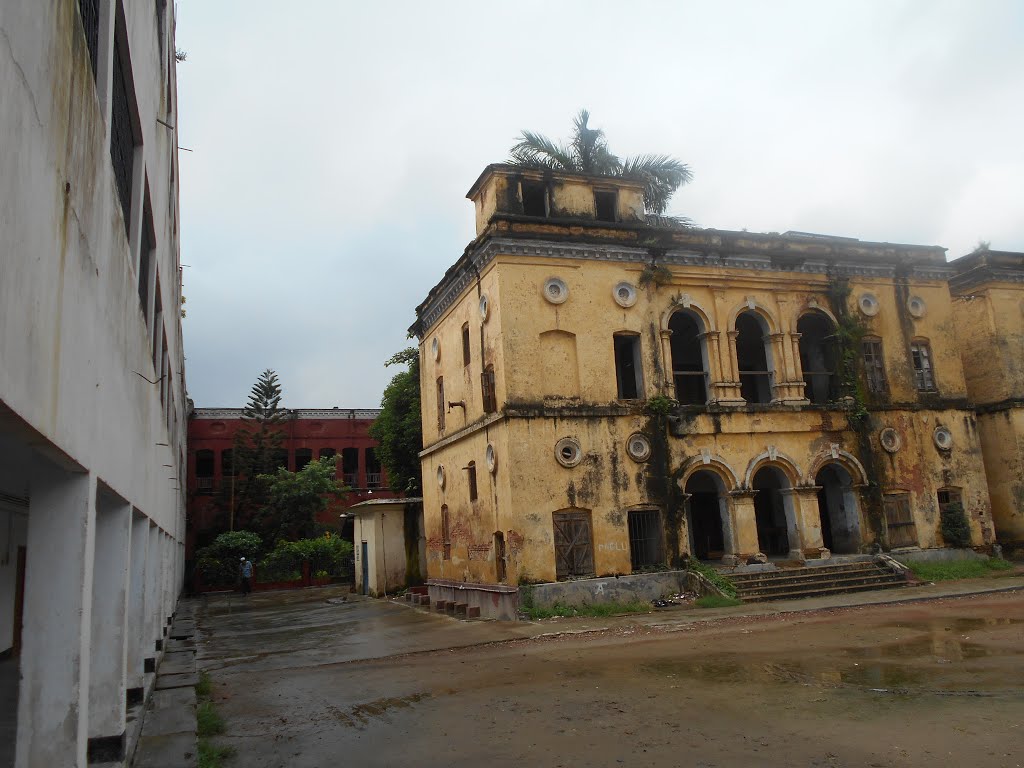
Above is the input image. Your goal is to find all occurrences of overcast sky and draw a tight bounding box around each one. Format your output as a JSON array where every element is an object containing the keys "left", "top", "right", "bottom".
[{"left": 176, "top": 0, "right": 1024, "bottom": 409}]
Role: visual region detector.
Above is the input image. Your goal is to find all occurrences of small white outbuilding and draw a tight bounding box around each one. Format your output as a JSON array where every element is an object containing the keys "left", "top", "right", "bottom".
[{"left": 348, "top": 498, "right": 425, "bottom": 597}]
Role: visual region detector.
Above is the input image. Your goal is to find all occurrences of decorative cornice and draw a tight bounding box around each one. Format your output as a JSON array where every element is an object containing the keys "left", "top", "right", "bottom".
[{"left": 192, "top": 408, "right": 381, "bottom": 420}]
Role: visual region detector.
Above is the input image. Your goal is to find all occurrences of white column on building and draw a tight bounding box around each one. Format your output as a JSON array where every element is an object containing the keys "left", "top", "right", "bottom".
[
  {"left": 87, "top": 489, "right": 132, "bottom": 754},
  {"left": 16, "top": 460, "right": 97, "bottom": 767},
  {"left": 161, "top": 531, "right": 172, "bottom": 633},
  {"left": 126, "top": 510, "right": 149, "bottom": 701},
  {"left": 145, "top": 522, "right": 160, "bottom": 664}
]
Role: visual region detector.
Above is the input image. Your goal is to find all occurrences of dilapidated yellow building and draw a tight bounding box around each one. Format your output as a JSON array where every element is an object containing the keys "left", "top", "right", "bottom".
[
  {"left": 411, "top": 165, "right": 998, "bottom": 607},
  {"left": 950, "top": 250, "right": 1024, "bottom": 546}
]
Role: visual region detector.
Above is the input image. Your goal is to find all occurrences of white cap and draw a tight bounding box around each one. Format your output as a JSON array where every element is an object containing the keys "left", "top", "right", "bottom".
[{"left": 240, "top": 557, "right": 246, "bottom": 561}]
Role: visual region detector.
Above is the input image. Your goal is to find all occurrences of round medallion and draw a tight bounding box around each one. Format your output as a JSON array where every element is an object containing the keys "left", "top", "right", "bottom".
[
  {"left": 858, "top": 293, "right": 880, "bottom": 317},
  {"left": 933, "top": 426, "right": 953, "bottom": 451},
  {"left": 879, "top": 427, "right": 901, "bottom": 453},
  {"left": 626, "top": 433, "right": 652, "bottom": 462},
  {"left": 485, "top": 443, "right": 497, "bottom": 473},
  {"left": 613, "top": 281, "right": 637, "bottom": 308},
  {"left": 554, "top": 437, "right": 583, "bottom": 468},
  {"left": 479, "top": 294, "right": 490, "bottom": 321},
  {"left": 431, "top": 337, "right": 440, "bottom": 362},
  {"left": 907, "top": 295, "right": 927, "bottom": 319},
  {"left": 543, "top": 277, "right": 569, "bottom": 305},
  {"left": 436, "top": 465, "right": 446, "bottom": 489}
]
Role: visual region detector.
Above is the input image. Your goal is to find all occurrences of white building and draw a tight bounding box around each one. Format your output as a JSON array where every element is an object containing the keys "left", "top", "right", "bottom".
[{"left": 0, "top": 1, "right": 187, "bottom": 765}]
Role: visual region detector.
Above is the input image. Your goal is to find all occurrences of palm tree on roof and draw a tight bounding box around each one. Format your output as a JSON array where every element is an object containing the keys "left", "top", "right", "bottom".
[{"left": 509, "top": 109, "right": 692, "bottom": 215}]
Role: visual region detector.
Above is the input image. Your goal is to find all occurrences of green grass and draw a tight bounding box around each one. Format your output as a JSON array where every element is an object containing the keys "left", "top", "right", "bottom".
[
  {"left": 687, "top": 560, "right": 738, "bottom": 598},
  {"left": 521, "top": 600, "right": 651, "bottom": 620},
  {"left": 196, "top": 700, "right": 225, "bottom": 737},
  {"left": 198, "top": 739, "right": 235, "bottom": 768},
  {"left": 694, "top": 595, "right": 743, "bottom": 609},
  {"left": 195, "top": 671, "right": 213, "bottom": 698},
  {"left": 908, "top": 558, "right": 1013, "bottom": 582}
]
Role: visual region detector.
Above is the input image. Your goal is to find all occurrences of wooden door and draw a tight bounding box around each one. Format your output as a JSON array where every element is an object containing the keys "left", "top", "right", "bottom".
[{"left": 553, "top": 511, "right": 594, "bottom": 580}]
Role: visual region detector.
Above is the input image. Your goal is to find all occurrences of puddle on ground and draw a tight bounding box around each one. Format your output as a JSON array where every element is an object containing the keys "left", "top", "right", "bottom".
[
  {"left": 639, "top": 615, "right": 1024, "bottom": 695},
  {"left": 332, "top": 692, "right": 431, "bottom": 728}
]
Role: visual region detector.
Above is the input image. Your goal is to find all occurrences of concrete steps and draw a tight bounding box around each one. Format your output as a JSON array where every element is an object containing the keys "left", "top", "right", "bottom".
[{"left": 728, "top": 561, "right": 909, "bottom": 603}]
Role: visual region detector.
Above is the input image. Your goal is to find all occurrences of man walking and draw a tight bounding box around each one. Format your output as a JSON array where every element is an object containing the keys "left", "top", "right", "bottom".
[{"left": 240, "top": 556, "right": 253, "bottom": 595}]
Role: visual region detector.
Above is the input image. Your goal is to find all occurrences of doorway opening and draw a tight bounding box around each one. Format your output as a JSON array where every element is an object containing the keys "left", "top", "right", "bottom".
[
  {"left": 752, "top": 466, "right": 793, "bottom": 556},
  {"left": 815, "top": 464, "right": 861, "bottom": 554},
  {"left": 685, "top": 471, "right": 727, "bottom": 560}
]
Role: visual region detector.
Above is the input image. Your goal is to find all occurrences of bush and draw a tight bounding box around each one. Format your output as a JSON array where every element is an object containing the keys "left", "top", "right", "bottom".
[
  {"left": 688, "top": 559, "right": 738, "bottom": 598},
  {"left": 195, "top": 531, "right": 262, "bottom": 587},
  {"left": 258, "top": 536, "right": 354, "bottom": 582},
  {"left": 940, "top": 502, "right": 972, "bottom": 548}
]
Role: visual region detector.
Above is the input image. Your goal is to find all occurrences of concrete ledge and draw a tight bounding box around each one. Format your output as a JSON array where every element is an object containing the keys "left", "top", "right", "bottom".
[
  {"left": 525, "top": 570, "right": 690, "bottom": 610},
  {"left": 892, "top": 547, "right": 988, "bottom": 564},
  {"left": 427, "top": 579, "right": 519, "bottom": 620}
]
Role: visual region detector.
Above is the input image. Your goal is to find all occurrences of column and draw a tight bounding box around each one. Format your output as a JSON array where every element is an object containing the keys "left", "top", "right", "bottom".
[
  {"left": 725, "top": 490, "right": 764, "bottom": 564},
  {"left": 88, "top": 491, "right": 132, "bottom": 760},
  {"left": 660, "top": 329, "right": 674, "bottom": 392},
  {"left": 161, "top": 532, "right": 172, "bottom": 637},
  {"left": 786, "top": 486, "right": 827, "bottom": 559},
  {"left": 145, "top": 523, "right": 160, "bottom": 666},
  {"left": 713, "top": 331, "right": 744, "bottom": 404},
  {"left": 126, "top": 511, "right": 149, "bottom": 704},
  {"left": 17, "top": 461, "right": 96, "bottom": 767}
]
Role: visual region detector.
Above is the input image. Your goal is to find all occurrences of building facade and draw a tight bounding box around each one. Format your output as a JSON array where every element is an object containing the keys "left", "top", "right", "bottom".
[
  {"left": 186, "top": 408, "right": 393, "bottom": 558},
  {"left": 950, "top": 250, "right": 1024, "bottom": 546},
  {"left": 411, "top": 165, "right": 997, "bottom": 600},
  {"left": 0, "top": 1, "right": 187, "bottom": 765}
]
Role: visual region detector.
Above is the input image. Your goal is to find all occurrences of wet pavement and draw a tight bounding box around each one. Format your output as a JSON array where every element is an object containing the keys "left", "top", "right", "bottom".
[{"left": 196, "top": 584, "right": 1024, "bottom": 767}]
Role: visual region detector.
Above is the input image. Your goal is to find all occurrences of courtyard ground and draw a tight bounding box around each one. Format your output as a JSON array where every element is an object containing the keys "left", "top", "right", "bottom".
[{"left": 195, "top": 582, "right": 1024, "bottom": 768}]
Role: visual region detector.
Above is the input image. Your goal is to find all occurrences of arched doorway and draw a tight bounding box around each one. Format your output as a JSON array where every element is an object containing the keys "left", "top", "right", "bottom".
[
  {"left": 752, "top": 466, "right": 794, "bottom": 557},
  {"left": 669, "top": 310, "right": 709, "bottom": 405},
  {"left": 815, "top": 464, "right": 861, "bottom": 554},
  {"left": 685, "top": 470, "right": 728, "bottom": 560},
  {"left": 797, "top": 311, "right": 839, "bottom": 404},
  {"left": 735, "top": 311, "right": 773, "bottom": 404}
]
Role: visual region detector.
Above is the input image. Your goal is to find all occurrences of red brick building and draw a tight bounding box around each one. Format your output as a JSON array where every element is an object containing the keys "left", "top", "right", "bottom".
[{"left": 186, "top": 408, "right": 394, "bottom": 558}]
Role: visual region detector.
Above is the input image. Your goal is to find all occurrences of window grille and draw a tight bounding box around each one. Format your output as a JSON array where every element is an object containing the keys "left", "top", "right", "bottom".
[
  {"left": 110, "top": 34, "right": 136, "bottom": 237},
  {"left": 628, "top": 509, "right": 664, "bottom": 570}
]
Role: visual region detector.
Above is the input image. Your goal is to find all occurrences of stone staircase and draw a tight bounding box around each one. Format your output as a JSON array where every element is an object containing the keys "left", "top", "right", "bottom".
[{"left": 728, "top": 560, "right": 909, "bottom": 603}]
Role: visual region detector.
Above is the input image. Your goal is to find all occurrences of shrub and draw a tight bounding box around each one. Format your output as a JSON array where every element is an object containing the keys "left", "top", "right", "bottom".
[
  {"left": 688, "top": 559, "right": 738, "bottom": 598},
  {"left": 258, "top": 536, "right": 354, "bottom": 582},
  {"left": 940, "top": 502, "right": 972, "bottom": 548},
  {"left": 195, "top": 531, "right": 262, "bottom": 587}
]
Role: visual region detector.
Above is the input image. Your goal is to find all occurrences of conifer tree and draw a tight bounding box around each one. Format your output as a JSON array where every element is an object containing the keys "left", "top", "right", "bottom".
[{"left": 230, "top": 369, "right": 289, "bottom": 530}]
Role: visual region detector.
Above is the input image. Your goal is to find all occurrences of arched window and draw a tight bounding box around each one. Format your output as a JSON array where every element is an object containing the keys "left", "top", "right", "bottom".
[
  {"left": 669, "top": 310, "right": 708, "bottom": 405},
  {"left": 735, "top": 311, "right": 773, "bottom": 404},
  {"left": 195, "top": 449, "right": 214, "bottom": 493},
  {"left": 462, "top": 323, "right": 471, "bottom": 366},
  {"left": 797, "top": 311, "right": 838, "bottom": 404},
  {"left": 294, "top": 448, "right": 313, "bottom": 472},
  {"left": 613, "top": 333, "right": 643, "bottom": 400},
  {"left": 910, "top": 339, "right": 936, "bottom": 392}
]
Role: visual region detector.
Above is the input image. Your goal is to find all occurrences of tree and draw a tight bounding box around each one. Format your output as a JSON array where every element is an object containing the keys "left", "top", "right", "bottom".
[
  {"left": 255, "top": 456, "right": 347, "bottom": 543},
  {"left": 509, "top": 109, "right": 693, "bottom": 215},
  {"left": 368, "top": 347, "right": 422, "bottom": 494},
  {"left": 230, "top": 369, "right": 288, "bottom": 529}
]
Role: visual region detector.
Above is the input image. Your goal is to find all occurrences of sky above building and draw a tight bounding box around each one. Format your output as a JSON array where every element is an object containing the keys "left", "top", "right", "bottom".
[{"left": 176, "top": 0, "right": 1024, "bottom": 409}]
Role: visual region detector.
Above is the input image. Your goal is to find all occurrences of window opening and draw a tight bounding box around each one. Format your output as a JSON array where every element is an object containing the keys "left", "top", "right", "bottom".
[
  {"left": 138, "top": 208, "right": 154, "bottom": 325},
  {"left": 294, "top": 448, "right": 313, "bottom": 472},
  {"left": 436, "top": 377, "right": 445, "bottom": 431},
  {"left": 862, "top": 337, "right": 888, "bottom": 395},
  {"left": 736, "top": 312, "right": 772, "bottom": 404},
  {"left": 669, "top": 311, "right": 708, "bottom": 404},
  {"left": 365, "top": 448, "right": 382, "bottom": 488},
  {"left": 797, "top": 311, "right": 838, "bottom": 404},
  {"left": 110, "top": 15, "right": 140, "bottom": 238},
  {"left": 883, "top": 493, "right": 918, "bottom": 548},
  {"left": 319, "top": 447, "right": 336, "bottom": 460},
  {"left": 152, "top": 276, "right": 162, "bottom": 371},
  {"left": 467, "top": 461, "right": 478, "bottom": 502},
  {"left": 441, "top": 505, "right": 451, "bottom": 560},
  {"left": 462, "top": 323, "right": 471, "bottom": 366},
  {"left": 910, "top": 340, "right": 936, "bottom": 392},
  {"left": 195, "top": 450, "right": 214, "bottom": 493},
  {"left": 341, "top": 448, "right": 359, "bottom": 487},
  {"left": 521, "top": 180, "right": 548, "bottom": 217},
  {"left": 552, "top": 510, "right": 594, "bottom": 580},
  {"left": 78, "top": 0, "right": 101, "bottom": 81},
  {"left": 221, "top": 449, "right": 235, "bottom": 477},
  {"left": 594, "top": 190, "right": 617, "bottom": 222},
  {"left": 614, "top": 335, "right": 643, "bottom": 400},
  {"left": 627, "top": 509, "right": 664, "bottom": 571},
  {"left": 481, "top": 366, "right": 497, "bottom": 413},
  {"left": 273, "top": 449, "right": 289, "bottom": 471}
]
